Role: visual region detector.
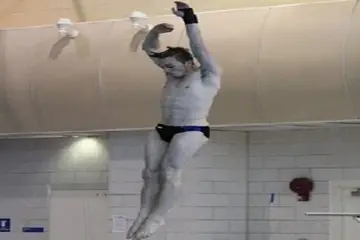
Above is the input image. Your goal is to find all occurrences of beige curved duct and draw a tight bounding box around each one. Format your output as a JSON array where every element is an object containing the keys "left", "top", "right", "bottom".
[{"left": 0, "top": 0, "right": 359, "bottom": 134}]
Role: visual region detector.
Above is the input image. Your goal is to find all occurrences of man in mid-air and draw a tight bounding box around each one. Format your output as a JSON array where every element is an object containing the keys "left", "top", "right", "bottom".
[{"left": 127, "top": 2, "right": 222, "bottom": 239}]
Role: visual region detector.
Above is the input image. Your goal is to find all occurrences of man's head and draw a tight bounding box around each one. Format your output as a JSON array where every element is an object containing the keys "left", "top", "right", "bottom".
[{"left": 151, "top": 46, "right": 195, "bottom": 78}]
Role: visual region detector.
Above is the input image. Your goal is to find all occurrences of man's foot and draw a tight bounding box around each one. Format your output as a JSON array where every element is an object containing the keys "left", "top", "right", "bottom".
[
  {"left": 126, "top": 216, "right": 146, "bottom": 239},
  {"left": 133, "top": 216, "right": 165, "bottom": 239}
]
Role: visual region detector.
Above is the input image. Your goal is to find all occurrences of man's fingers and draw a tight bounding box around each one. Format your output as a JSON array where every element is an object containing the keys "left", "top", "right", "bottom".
[
  {"left": 164, "top": 23, "right": 174, "bottom": 29},
  {"left": 171, "top": 7, "right": 184, "bottom": 17},
  {"left": 154, "top": 23, "right": 172, "bottom": 29},
  {"left": 174, "top": 1, "right": 190, "bottom": 8},
  {"left": 162, "top": 23, "right": 174, "bottom": 32},
  {"left": 174, "top": 1, "right": 188, "bottom": 6},
  {"left": 153, "top": 23, "right": 174, "bottom": 33}
]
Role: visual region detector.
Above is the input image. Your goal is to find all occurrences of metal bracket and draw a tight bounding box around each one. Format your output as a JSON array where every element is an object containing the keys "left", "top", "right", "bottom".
[{"left": 305, "top": 212, "right": 360, "bottom": 223}]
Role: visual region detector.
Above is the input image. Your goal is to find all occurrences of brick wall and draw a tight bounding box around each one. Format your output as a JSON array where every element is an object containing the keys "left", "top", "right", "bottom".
[
  {"left": 0, "top": 131, "right": 247, "bottom": 240},
  {"left": 108, "top": 131, "right": 248, "bottom": 240},
  {"left": 247, "top": 127, "right": 360, "bottom": 240},
  {"left": 0, "top": 137, "right": 108, "bottom": 240},
  {"left": 1, "top": 127, "right": 360, "bottom": 240}
]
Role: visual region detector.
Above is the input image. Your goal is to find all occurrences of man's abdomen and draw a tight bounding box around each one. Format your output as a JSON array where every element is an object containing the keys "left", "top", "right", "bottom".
[
  {"left": 160, "top": 103, "right": 211, "bottom": 126},
  {"left": 159, "top": 84, "right": 217, "bottom": 126}
]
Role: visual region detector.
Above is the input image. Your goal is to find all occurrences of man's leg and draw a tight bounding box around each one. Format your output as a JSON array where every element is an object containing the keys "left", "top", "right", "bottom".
[
  {"left": 134, "top": 131, "right": 208, "bottom": 239},
  {"left": 126, "top": 130, "right": 168, "bottom": 239}
]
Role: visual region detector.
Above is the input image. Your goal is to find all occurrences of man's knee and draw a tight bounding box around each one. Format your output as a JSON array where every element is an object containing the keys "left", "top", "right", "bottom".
[
  {"left": 142, "top": 168, "right": 159, "bottom": 181},
  {"left": 160, "top": 167, "right": 182, "bottom": 187}
]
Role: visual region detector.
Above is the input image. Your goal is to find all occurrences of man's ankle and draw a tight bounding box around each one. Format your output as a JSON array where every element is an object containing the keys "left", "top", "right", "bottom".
[
  {"left": 147, "top": 214, "right": 164, "bottom": 223},
  {"left": 138, "top": 209, "right": 150, "bottom": 219}
]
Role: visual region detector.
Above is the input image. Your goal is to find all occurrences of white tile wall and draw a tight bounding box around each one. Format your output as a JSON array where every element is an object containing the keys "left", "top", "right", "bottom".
[
  {"left": 108, "top": 131, "right": 248, "bottom": 240},
  {"left": 2, "top": 126, "right": 360, "bottom": 240},
  {"left": 248, "top": 127, "right": 360, "bottom": 240},
  {"left": 0, "top": 137, "right": 108, "bottom": 240}
]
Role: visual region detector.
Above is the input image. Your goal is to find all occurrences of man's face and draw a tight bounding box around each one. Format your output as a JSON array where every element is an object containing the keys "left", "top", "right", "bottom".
[{"left": 160, "top": 56, "right": 187, "bottom": 79}]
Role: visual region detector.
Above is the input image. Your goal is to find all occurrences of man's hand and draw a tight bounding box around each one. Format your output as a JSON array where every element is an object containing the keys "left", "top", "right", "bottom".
[
  {"left": 152, "top": 23, "right": 174, "bottom": 34},
  {"left": 172, "top": 1, "right": 191, "bottom": 17}
]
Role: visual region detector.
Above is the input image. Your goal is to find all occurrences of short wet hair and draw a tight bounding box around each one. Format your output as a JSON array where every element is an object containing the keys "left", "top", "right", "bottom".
[{"left": 150, "top": 46, "right": 194, "bottom": 63}]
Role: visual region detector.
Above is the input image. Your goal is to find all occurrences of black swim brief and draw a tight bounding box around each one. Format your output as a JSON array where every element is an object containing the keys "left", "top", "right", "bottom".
[{"left": 155, "top": 123, "right": 210, "bottom": 143}]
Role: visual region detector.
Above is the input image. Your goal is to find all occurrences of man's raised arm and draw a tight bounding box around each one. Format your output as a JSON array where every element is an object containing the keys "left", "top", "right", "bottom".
[
  {"left": 173, "top": 2, "right": 221, "bottom": 78},
  {"left": 142, "top": 27, "right": 163, "bottom": 67},
  {"left": 130, "top": 23, "right": 175, "bottom": 67}
]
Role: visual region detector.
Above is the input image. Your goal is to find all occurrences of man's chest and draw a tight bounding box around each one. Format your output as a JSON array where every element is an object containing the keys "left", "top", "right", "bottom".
[{"left": 161, "top": 79, "right": 204, "bottom": 100}]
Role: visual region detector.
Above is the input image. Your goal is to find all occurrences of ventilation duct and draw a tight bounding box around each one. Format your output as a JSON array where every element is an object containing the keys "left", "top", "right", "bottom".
[{"left": 0, "top": 1, "right": 359, "bottom": 134}]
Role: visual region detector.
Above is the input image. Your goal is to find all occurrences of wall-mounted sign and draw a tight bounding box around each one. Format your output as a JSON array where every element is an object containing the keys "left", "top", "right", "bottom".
[
  {"left": 22, "top": 227, "right": 44, "bottom": 233},
  {"left": 112, "top": 215, "right": 127, "bottom": 233},
  {"left": 351, "top": 188, "right": 360, "bottom": 197},
  {"left": 0, "top": 219, "right": 10, "bottom": 232}
]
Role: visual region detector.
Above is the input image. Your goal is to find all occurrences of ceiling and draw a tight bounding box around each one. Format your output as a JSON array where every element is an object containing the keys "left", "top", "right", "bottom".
[
  {"left": 0, "top": 0, "right": 360, "bottom": 136},
  {"left": 0, "top": 0, "right": 344, "bottom": 28}
]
